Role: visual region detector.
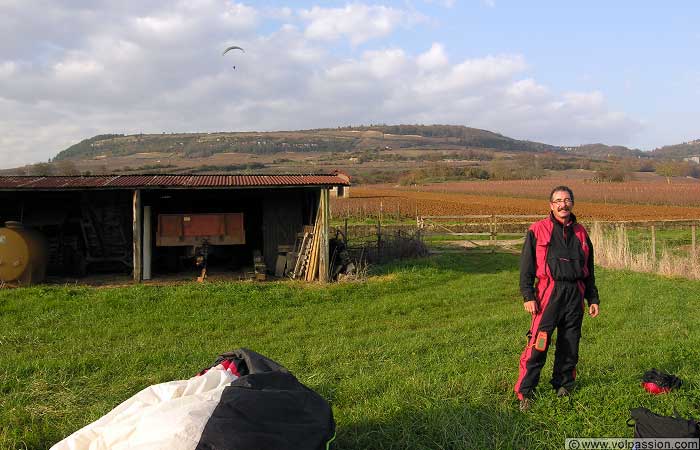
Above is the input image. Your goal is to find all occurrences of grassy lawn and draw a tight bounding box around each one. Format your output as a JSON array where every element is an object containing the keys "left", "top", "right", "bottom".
[{"left": 1, "top": 253, "right": 699, "bottom": 449}]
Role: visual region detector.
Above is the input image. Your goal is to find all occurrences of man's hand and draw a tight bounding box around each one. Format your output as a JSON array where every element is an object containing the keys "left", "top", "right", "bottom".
[
  {"left": 589, "top": 304, "right": 599, "bottom": 318},
  {"left": 524, "top": 300, "right": 538, "bottom": 315}
]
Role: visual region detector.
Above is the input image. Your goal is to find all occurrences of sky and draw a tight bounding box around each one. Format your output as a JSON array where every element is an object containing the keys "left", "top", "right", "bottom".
[{"left": 1, "top": 0, "right": 699, "bottom": 169}]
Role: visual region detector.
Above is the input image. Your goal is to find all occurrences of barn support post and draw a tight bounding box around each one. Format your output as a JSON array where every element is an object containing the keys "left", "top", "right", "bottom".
[
  {"left": 143, "top": 205, "right": 152, "bottom": 280},
  {"left": 318, "top": 188, "right": 330, "bottom": 283},
  {"left": 132, "top": 190, "right": 142, "bottom": 282}
]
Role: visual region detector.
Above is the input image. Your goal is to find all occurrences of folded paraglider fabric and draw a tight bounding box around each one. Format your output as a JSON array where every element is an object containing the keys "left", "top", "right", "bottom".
[{"left": 51, "top": 348, "right": 335, "bottom": 450}]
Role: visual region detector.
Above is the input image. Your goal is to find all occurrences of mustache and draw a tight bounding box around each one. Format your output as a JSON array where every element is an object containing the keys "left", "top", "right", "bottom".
[{"left": 557, "top": 206, "right": 571, "bottom": 212}]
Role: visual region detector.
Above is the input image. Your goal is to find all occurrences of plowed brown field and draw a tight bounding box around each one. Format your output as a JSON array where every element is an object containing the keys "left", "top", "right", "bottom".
[
  {"left": 391, "top": 178, "right": 700, "bottom": 206},
  {"left": 333, "top": 180, "right": 700, "bottom": 221}
]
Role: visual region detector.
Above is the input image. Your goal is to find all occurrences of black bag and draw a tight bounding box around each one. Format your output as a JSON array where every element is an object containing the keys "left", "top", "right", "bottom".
[
  {"left": 628, "top": 407, "right": 699, "bottom": 438},
  {"left": 196, "top": 348, "right": 336, "bottom": 450}
]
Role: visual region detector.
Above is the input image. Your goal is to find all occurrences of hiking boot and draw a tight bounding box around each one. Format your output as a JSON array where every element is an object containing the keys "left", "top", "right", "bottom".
[
  {"left": 556, "top": 386, "right": 570, "bottom": 397},
  {"left": 519, "top": 397, "right": 533, "bottom": 412}
]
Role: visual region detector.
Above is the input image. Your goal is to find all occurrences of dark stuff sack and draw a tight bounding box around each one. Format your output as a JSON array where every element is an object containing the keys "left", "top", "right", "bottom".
[{"left": 628, "top": 407, "right": 699, "bottom": 438}]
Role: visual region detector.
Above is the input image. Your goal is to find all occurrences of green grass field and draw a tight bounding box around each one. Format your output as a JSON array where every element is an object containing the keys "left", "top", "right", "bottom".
[{"left": 1, "top": 253, "right": 699, "bottom": 450}]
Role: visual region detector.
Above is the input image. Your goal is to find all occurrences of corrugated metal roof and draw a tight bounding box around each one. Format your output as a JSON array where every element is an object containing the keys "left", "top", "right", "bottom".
[{"left": 0, "top": 173, "right": 350, "bottom": 190}]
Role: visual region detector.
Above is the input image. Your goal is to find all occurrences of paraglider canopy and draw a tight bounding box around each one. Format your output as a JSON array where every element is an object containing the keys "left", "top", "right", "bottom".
[{"left": 222, "top": 46, "right": 245, "bottom": 55}]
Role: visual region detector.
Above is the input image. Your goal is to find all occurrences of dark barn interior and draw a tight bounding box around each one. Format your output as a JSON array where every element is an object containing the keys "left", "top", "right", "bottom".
[
  {"left": 0, "top": 189, "right": 133, "bottom": 277},
  {"left": 141, "top": 188, "right": 318, "bottom": 276},
  {"left": 0, "top": 174, "right": 348, "bottom": 283}
]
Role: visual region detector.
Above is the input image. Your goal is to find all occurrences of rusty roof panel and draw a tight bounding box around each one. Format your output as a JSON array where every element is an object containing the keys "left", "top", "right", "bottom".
[
  {"left": 0, "top": 176, "right": 118, "bottom": 189},
  {"left": 0, "top": 176, "right": 41, "bottom": 188},
  {"left": 105, "top": 175, "right": 156, "bottom": 187},
  {"left": 0, "top": 174, "right": 350, "bottom": 190}
]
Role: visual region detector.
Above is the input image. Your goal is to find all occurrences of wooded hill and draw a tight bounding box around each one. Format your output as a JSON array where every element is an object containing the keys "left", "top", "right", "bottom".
[
  {"left": 52, "top": 125, "right": 564, "bottom": 161},
  {"left": 651, "top": 139, "right": 700, "bottom": 158},
  {"left": 52, "top": 125, "right": 698, "bottom": 163}
]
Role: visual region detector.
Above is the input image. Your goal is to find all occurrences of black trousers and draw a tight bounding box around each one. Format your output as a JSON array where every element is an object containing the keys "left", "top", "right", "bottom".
[{"left": 515, "top": 281, "right": 584, "bottom": 397}]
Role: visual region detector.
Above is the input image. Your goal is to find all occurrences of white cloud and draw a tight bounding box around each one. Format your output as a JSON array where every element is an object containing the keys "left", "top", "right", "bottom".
[
  {"left": 422, "top": 0, "right": 456, "bottom": 8},
  {"left": 53, "top": 58, "right": 104, "bottom": 80},
  {"left": 0, "top": 1, "right": 644, "bottom": 168},
  {"left": 0, "top": 61, "right": 18, "bottom": 78},
  {"left": 415, "top": 54, "right": 527, "bottom": 95},
  {"left": 417, "top": 43, "right": 448, "bottom": 71},
  {"left": 562, "top": 91, "right": 605, "bottom": 112},
  {"left": 506, "top": 78, "right": 549, "bottom": 102},
  {"left": 299, "top": 4, "right": 423, "bottom": 45}
]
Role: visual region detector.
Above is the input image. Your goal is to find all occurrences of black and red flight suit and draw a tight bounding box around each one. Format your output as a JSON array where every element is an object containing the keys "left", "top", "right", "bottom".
[{"left": 514, "top": 212, "right": 599, "bottom": 400}]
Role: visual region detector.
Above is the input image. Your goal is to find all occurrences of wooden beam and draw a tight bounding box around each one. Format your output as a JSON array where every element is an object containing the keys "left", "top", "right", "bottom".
[
  {"left": 143, "top": 205, "right": 152, "bottom": 280},
  {"left": 132, "top": 189, "right": 142, "bottom": 282},
  {"left": 305, "top": 206, "right": 322, "bottom": 282},
  {"left": 319, "top": 188, "right": 330, "bottom": 282}
]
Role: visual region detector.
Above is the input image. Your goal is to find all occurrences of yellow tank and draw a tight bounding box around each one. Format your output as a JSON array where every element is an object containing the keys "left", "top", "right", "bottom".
[{"left": 0, "top": 221, "right": 49, "bottom": 285}]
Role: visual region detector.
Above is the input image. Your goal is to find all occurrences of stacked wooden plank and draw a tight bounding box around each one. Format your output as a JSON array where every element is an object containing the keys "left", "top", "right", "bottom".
[
  {"left": 305, "top": 209, "right": 322, "bottom": 281},
  {"left": 289, "top": 190, "right": 330, "bottom": 282}
]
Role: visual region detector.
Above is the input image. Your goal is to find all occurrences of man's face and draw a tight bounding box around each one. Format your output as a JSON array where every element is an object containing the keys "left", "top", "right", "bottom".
[{"left": 550, "top": 190, "right": 573, "bottom": 222}]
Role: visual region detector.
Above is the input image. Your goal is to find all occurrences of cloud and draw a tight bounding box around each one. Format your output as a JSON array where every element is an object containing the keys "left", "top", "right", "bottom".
[
  {"left": 299, "top": 4, "right": 424, "bottom": 45},
  {"left": 416, "top": 43, "right": 449, "bottom": 71},
  {"left": 422, "top": 0, "right": 456, "bottom": 8},
  {"left": 0, "top": 1, "right": 643, "bottom": 168}
]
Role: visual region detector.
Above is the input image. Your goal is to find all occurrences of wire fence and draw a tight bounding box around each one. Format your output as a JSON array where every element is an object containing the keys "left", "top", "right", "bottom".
[
  {"left": 589, "top": 220, "right": 700, "bottom": 279},
  {"left": 333, "top": 212, "right": 700, "bottom": 279},
  {"left": 332, "top": 220, "right": 428, "bottom": 265}
]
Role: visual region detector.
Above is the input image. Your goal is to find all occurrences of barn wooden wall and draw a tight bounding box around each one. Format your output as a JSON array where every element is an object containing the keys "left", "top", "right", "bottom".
[{"left": 262, "top": 189, "right": 314, "bottom": 268}]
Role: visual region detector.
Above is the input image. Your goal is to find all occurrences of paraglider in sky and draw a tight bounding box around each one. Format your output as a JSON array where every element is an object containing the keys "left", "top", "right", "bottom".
[
  {"left": 222, "top": 46, "right": 245, "bottom": 55},
  {"left": 222, "top": 46, "right": 245, "bottom": 69}
]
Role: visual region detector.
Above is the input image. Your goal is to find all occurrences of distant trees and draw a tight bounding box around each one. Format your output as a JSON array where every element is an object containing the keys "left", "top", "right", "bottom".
[
  {"left": 27, "top": 162, "right": 54, "bottom": 176},
  {"left": 488, "top": 155, "right": 544, "bottom": 180},
  {"left": 398, "top": 165, "right": 490, "bottom": 185},
  {"left": 656, "top": 163, "right": 680, "bottom": 184},
  {"left": 592, "top": 167, "right": 633, "bottom": 183},
  {"left": 655, "top": 161, "right": 700, "bottom": 183},
  {"left": 54, "top": 160, "right": 80, "bottom": 175}
]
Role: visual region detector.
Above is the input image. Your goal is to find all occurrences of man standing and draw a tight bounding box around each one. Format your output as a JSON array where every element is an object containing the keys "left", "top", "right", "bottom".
[{"left": 514, "top": 186, "right": 600, "bottom": 411}]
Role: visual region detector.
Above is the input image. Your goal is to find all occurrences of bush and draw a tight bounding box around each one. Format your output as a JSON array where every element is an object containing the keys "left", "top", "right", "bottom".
[{"left": 591, "top": 165, "right": 633, "bottom": 182}]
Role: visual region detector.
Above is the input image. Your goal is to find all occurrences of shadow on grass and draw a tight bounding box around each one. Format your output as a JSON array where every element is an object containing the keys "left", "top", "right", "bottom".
[{"left": 336, "top": 402, "right": 533, "bottom": 450}]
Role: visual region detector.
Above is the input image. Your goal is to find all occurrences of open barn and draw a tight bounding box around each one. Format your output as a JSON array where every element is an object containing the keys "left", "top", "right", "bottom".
[{"left": 0, "top": 173, "right": 350, "bottom": 284}]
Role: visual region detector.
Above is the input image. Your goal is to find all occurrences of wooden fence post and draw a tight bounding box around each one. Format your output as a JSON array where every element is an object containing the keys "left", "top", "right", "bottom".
[
  {"left": 377, "top": 219, "right": 382, "bottom": 261},
  {"left": 651, "top": 225, "right": 656, "bottom": 261},
  {"left": 344, "top": 218, "right": 348, "bottom": 245},
  {"left": 692, "top": 223, "right": 697, "bottom": 258}
]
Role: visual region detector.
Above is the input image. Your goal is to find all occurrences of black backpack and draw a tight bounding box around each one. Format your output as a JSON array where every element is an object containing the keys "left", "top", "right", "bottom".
[{"left": 628, "top": 407, "right": 699, "bottom": 438}]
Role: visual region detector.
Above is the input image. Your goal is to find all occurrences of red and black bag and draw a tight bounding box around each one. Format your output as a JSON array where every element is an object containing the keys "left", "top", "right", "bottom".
[{"left": 641, "top": 368, "right": 682, "bottom": 395}]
